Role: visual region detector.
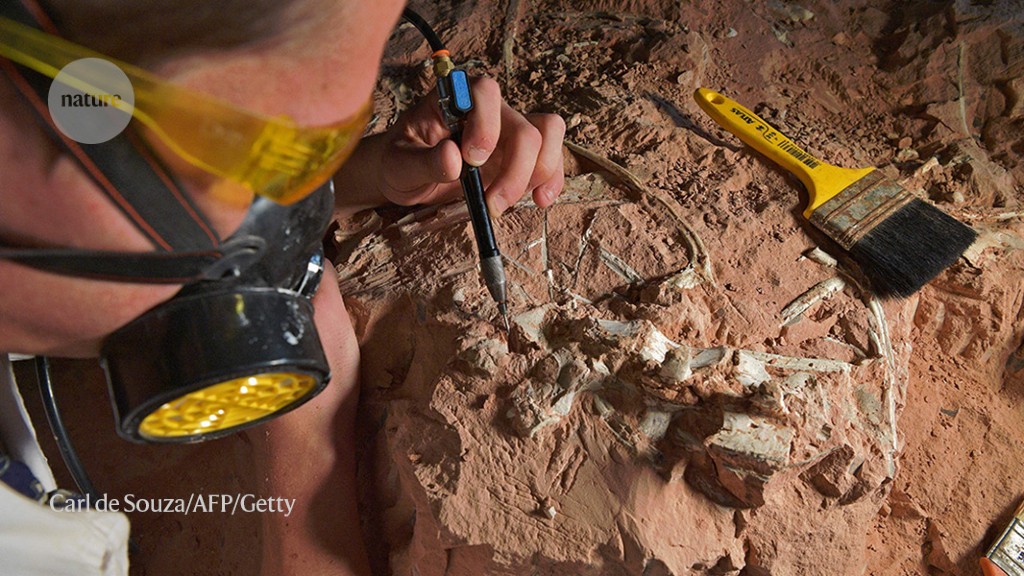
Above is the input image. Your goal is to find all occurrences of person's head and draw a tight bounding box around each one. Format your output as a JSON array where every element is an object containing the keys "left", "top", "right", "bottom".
[{"left": 0, "top": 0, "right": 405, "bottom": 356}]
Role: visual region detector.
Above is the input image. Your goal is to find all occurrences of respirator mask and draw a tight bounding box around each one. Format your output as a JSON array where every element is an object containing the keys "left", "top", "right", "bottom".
[{"left": 0, "top": 3, "right": 371, "bottom": 442}]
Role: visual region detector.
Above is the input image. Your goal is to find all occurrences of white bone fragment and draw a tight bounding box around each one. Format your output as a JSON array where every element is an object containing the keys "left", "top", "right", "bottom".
[
  {"left": 592, "top": 394, "right": 614, "bottom": 417},
  {"left": 666, "top": 266, "right": 701, "bottom": 289},
  {"left": 780, "top": 276, "right": 846, "bottom": 326},
  {"left": 597, "top": 320, "right": 680, "bottom": 363},
  {"left": 734, "top": 351, "right": 771, "bottom": 387},
  {"left": 598, "top": 246, "right": 644, "bottom": 283},
  {"left": 636, "top": 324, "right": 680, "bottom": 364},
  {"left": 597, "top": 319, "right": 637, "bottom": 337},
  {"left": 512, "top": 306, "right": 552, "bottom": 349},
  {"left": 550, "top": 390, "right": 577, "bottom": 417},
  {"left": 690, "top": 346, "right": 729, "bottom": 370},
  {"left": 639, "top": 411, "right": 672, "bottom": 441},
  {"left": 659, "top": 345, "right": 692, "bottom": 383},
  {"left": 742, "top": 350, "right": 851, "bottom": 374},
  {"left": 802, "top": 247, "right": 839, "bottom": 268},
  {"left": 709, "top": 412, "right": 794, "bottom": 466}
]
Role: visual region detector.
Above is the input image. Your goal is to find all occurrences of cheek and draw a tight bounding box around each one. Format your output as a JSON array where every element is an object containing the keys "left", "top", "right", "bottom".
[{"left": 0, "top": 263, "right": 181, "bottom": 357}]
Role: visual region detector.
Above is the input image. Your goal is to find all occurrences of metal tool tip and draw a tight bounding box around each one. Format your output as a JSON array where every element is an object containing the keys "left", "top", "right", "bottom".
[{"left": 498, "top": 302, "right": 510, "bottom": 332}]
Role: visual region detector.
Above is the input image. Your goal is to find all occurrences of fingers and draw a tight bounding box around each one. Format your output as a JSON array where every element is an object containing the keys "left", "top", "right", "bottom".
[
  {"left": 525, "top": 113, "right": 566, "bottom": 209},
  {"left": 380, "top": 138, "right": 462, "bottom": 206},
  {"left": 484, "top": 103, "right": 542, "bottom": 215},
  {"left": 461, "top": 78, "right": 566, "bottom": 215},
  {"left": 485, "top": 107, "right": 567, "bottom": 215},
  {"left": 366, "top": 74, "right": 566, "bottom": 215},
  {"left": 459, "top": 77, "right": 502, "bottom": 167}
]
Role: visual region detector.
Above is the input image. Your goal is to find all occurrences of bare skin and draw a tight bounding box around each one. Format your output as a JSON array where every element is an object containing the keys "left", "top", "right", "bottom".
[{"left": 0, "top": 1, "right": 565, "bottom": 574}]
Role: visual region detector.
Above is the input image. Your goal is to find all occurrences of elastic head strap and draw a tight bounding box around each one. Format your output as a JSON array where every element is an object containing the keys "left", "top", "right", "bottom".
[{"left": 0, "top": 236, "right": 265, "bottom": 284}]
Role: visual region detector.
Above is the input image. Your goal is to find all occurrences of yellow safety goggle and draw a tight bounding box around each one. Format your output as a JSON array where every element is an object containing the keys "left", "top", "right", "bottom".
[{"left": 0, "top": 15, "right": 371, "bottom": 205}]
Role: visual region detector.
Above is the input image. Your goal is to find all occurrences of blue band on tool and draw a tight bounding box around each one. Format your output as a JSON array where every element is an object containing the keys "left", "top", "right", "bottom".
[{"left": 450, "top": 70, "right": 473, "bottom": 115}]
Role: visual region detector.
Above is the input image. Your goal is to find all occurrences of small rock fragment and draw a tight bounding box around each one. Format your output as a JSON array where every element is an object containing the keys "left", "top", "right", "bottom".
[
  {"left": 510, "top": 306, "right": 551, "bottom": 351},
  {"left": 456, "top": 338, "right": 508, "bottom": 377},
  {"left": 925, "top": 520, "right": 957, "bottom": 573},
  {"left": 887, "top": 489, "right": 926, "bottom": 519},
  {"left": 800, "top": 444, "right": 857, "bottom": 498},
  {"left": 831, "top": 31, "right": 850, "bottom": 46},
  {"left": 539, "top": 497, "right": 558, "bottom": 520},
  {"left": 692, "top": 412, "right": 795, "bottom": 507}
]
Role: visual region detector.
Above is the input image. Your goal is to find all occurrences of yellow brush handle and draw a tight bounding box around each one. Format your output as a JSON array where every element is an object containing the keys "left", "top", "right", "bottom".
[{"left": 694, "top": 88, "right": 875, "bottom": 217}]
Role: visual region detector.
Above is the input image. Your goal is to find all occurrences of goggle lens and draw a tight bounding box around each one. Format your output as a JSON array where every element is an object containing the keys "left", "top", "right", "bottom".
[{"left": 0, "top": 16, "right": 370, "bottom": 205}]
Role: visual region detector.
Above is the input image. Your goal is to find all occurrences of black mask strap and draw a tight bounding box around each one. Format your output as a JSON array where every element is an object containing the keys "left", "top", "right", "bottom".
[{"left": 0, "top": 236, "right": 265, "bottom": 284}]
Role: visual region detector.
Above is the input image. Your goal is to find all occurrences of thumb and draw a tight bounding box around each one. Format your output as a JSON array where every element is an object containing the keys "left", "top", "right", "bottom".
[{"left": 380, "top": 139, "right": 462, "bottom": 206}]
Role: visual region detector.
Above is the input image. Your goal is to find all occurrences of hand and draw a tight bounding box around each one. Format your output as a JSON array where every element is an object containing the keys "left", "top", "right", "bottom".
[{"left": 335, "top": 76, "right": 566, "bottom": 216}]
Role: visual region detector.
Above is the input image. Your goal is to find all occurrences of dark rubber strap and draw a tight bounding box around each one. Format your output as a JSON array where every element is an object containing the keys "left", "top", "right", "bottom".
[{"left": 0, "top": 235, "right": 264, "bottom": 284}]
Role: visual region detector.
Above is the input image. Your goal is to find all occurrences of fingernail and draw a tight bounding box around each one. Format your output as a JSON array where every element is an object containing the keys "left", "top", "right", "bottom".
[
  {"left": 467, "top": 146, "right": 489, "bottom": 167},
  {"left": 489, "top": 194, "right": 509, "bottom": 216},
  {"left": 537, "top": 186, "right": 554, "bottom": 206}
]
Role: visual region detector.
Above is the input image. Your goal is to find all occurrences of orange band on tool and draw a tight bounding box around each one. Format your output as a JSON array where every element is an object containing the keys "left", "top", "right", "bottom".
[{"left": 432, "top": 49, "right": 450, "bottom": 58}]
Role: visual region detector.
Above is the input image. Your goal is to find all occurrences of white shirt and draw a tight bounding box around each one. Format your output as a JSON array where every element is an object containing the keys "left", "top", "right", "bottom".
[{"left": 0, "top": 354, "right": 129, "bottom": 576}]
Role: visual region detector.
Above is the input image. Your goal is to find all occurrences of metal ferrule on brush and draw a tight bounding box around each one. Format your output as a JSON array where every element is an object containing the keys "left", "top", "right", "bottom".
[
  {"left": 984, "top": 500, "right": 1024, "bottom": 575},
  {"left": 807, "top": 170, "right": 915, "bottom": 250}
]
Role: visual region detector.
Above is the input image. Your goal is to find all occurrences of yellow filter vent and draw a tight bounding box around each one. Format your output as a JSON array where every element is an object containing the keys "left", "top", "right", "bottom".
[{"left": 138, "top": 372, "right": 316, "bottom": 440}]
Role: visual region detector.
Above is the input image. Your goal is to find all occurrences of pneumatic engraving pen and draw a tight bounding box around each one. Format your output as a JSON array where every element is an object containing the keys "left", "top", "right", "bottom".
[
  {"left": 404, "top": 9, "right": 509, "bottom": 330},
  {"left": 439, "top": 67, "right": 509, "bottom": 329}
]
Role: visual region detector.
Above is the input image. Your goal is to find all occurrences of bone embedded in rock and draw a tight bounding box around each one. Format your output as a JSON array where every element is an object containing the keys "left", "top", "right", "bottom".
[
  {"left": 507, "top": 351, "right": 608, "bottom": 438},
  {"left": 510, "top": 305, "right": 553, "bottom": 351},
  {"left": 639, "top": 410, "right": 673, "bottom": 441},
  {"left": 659, "top": 345, "right": 692, "bottom": 383},
  {"left": 690, "top": 346, "right": 730, "bottom": 370},
  {"left": 595, "top": 319, "right": 681, "bottom": 363},
  {"left": 733, "top": 350, "right": 771, "bottom": 388},
  {"left": 702, "top": 413, "right": 797, "bottom": 507},
  {"left": 780, "top": 276, "right": 847, "bottom": 327},
  {"left": 800, "top": 444, "right": 859, "bottom": 499},
  {"left": 456, "top": 337, "right": 509, "bottom": 377},
  {"left": 708, "top": 412, "right": 795, "bottom": 472}
]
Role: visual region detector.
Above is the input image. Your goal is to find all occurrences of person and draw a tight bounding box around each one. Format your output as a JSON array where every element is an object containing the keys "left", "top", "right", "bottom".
[{"left": 0, "top": 0, "right": 566, "bottom": 574}]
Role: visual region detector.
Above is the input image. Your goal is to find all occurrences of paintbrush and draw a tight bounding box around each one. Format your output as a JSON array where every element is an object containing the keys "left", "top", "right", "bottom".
[
  {"left": 694, "top": 88, "right": 976, "bottom": 298},
  {"left": 981, "top": 498, "right": 1024, "bottom": 576}
]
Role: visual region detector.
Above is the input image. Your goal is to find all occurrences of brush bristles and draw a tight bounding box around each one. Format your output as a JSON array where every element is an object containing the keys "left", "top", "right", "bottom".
[{"left": 849, "top": 199, "right": 976, "bottom": 298}]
